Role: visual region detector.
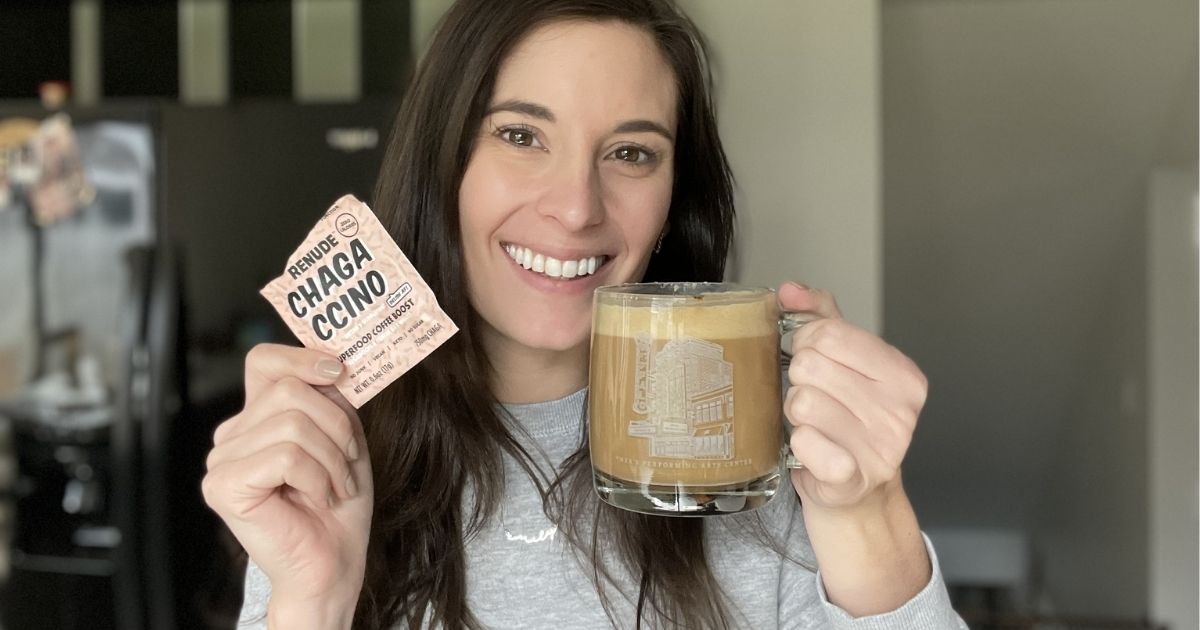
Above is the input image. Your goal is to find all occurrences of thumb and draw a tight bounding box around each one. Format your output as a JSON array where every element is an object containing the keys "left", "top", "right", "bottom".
[{"left": 777, "top": 282, "right": 843, "bottom": 320}]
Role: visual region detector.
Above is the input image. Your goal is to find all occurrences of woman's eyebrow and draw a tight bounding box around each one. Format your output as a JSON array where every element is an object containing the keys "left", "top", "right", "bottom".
[
  {"left": 486, "top": 99, "right": 555, "bottom": 122},
  {"left": 613, "top": 119, "right": 674, "bottom": 142}
]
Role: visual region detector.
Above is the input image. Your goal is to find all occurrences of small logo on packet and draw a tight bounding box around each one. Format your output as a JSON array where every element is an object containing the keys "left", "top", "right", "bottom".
[
  {"left": 260, "top": 195, "right": 459, "bottom": 407},
  {"left": 336, "top": 213, "right": 359, "bottom": 238}
]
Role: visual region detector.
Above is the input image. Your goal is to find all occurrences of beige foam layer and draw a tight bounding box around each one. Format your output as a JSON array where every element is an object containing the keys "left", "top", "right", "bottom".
[{"left": 592, "top": 296, "right": 777, "bottom": 339}]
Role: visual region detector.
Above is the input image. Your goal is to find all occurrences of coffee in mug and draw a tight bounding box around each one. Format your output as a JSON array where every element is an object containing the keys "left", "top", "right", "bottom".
[{"left": 588, "top": 283, "right": 810, "bottom": 516}]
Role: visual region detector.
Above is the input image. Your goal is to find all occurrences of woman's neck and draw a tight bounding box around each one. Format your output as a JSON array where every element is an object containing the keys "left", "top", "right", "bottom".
[{"left": 481, "top": 324, "right": 589, "bottom": 404}]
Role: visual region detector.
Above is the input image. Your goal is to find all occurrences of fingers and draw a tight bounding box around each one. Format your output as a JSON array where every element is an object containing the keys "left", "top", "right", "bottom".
[
  {"left": 216, "top": 376, "right": 359, "bottom": 462},
  {"left": 785, "top": 384, "right": 902, "bottom": 478},
  {"left": 788, "top": 345, "right": 917, "bottom": 465},
  {"left": 779, "top": 284, "right": 927, "bottom": 398},
  {"left": 314, "top": 384, "right": 359, "bottom": 425},
  {"left": 789, "top": 317, "right": 928, "bottom": 408},
  {"left": 206, "top": 410, "right": 357, "bottom": 501},
  {"left": 788, "top": 424, "right": 861, "bottom": 488},
  {"left": 204, "top": 442, "right": 340, "bottom": 519},
  {"left": 203, "top": 345, "right": 367, "bottom": 523},
  {"left": 244, "top": 343, "right": 344, "bottom": 403},
  {"left": 788, "top": 346, "right": 889, "bottom": 430}
]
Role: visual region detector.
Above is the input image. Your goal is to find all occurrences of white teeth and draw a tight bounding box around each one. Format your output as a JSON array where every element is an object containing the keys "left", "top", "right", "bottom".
[{"left": 503, "top": 243, "right": 604, "bottom": 279}]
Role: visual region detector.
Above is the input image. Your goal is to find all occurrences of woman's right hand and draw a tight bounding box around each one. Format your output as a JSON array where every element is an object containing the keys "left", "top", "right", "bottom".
[{"left": 202, "top": 344, "right": 373, "bottom": 629}]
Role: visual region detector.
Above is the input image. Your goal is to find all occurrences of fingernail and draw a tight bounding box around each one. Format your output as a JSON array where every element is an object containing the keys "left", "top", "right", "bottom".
[
  {"left": 346, "top": 437, "right": 359, "bottom": 461},
  {"left": 787, "top": 281, "right": 810, "bottom": 291},
  {"left": 344, "top": 472, "right": 358, "bottom": 497},
  {"left": 316, "top": 359, "right": 343, "bottom": 379}
]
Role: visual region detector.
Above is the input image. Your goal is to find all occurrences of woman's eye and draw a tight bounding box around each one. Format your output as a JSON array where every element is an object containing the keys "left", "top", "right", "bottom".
[
  {"left": 611, "top": 146, "right": 655, "bottom": 164},
  {"left": 500, "top": 128, "right": 537, "bottom": 147}
]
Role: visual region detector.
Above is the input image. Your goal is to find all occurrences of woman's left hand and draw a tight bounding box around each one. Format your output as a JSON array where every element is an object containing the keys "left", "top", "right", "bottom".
[{"left": 779, "top": 282, "right": 928, "bottom": 513}]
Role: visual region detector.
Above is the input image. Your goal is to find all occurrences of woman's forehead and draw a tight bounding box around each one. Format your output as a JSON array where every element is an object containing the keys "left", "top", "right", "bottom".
[{"left": 491, "top": 19, "right": 678, "bottom": 130}]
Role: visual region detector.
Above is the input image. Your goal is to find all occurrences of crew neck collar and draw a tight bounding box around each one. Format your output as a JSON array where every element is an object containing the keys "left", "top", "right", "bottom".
[{"left": 499, "top": 387, "right": 588, "bottom": 439}]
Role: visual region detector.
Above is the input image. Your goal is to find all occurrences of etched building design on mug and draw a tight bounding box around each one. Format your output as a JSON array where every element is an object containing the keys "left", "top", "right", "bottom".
[{"left": 629, "top": 334, "right": 735, "bottom": 459}]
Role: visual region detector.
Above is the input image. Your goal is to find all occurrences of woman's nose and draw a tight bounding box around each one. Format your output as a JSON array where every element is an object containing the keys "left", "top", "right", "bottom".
[{"left": 536, "top": 158, "right": 605, "bottom": 232}]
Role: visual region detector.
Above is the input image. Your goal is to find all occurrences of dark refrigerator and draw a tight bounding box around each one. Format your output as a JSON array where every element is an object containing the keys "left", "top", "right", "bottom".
[
  {"left": 0, "top": 97, "right": 397, "bottom": 630},
  {"left": 0, "top": 103, "right": 180, "bottom": 630}
]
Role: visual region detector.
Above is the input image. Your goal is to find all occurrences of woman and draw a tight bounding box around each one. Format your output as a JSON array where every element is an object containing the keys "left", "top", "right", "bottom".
[{"left": 203, "top": 0, "right": 966, "bottom": 628}]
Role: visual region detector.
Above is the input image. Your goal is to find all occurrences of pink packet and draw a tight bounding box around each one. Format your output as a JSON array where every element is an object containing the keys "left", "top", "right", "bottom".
[{"left": 260, "top": 194, "right": 458, "bottom": 407}]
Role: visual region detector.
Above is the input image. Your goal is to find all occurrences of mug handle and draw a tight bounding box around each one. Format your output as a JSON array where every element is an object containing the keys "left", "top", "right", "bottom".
[
  {"left": 779, "top": 309, "right": 819, "bottom": 470},
  {"left": 779, "top": 310, "right": 819, "bottom": 335}
]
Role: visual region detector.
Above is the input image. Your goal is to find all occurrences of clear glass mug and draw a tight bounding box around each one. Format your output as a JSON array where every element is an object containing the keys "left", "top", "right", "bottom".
[{"left": 588, "top": 282, "right": 813, "bottom": 516}]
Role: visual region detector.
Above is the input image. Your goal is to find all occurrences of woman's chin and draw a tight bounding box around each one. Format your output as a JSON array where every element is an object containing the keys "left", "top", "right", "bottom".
[
  {"left": 527, "top": 333, "right": 589, "bottom": 354},
  {"left": 514, "top": 322, "right": 590, "bottom": 354}
]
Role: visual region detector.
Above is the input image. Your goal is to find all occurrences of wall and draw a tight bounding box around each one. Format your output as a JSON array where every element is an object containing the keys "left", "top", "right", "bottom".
[
  {"left": 1147, "top": 169, "right": 1199, "bottom": 630},
  {"left": 882, "top": 0, "right": 1196, "bottom": 619},
  {"left": 1031, "top": 227, "right": 1148, "bottom": 617},
  {"left": 683, "top": 0, "right": 882, "bottom": 332}
]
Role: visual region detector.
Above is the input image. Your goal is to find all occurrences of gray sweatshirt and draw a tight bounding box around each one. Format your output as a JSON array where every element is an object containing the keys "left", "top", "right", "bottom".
[{"left": 239, "top": 388, "right": 967, "bottom": 629}]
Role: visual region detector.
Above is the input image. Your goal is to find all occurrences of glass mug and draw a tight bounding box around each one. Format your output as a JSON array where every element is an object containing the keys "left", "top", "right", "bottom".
[{"left": 588, "top": 282, "right": 814, "bottom": 516}]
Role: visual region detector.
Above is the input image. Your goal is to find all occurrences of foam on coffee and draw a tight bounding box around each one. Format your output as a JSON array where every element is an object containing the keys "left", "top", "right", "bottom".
[{"left": 591, "top": 293, "right": 777, "bottom": 340}]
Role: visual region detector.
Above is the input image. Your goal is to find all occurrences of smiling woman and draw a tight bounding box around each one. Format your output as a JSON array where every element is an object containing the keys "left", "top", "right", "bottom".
[{"left": 202, "top": 1, "right": 967, "bottom": 629}]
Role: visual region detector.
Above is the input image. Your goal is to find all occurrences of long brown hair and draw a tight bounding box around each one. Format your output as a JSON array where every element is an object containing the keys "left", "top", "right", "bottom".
[{"left": 359, "top": 1, "right": 739, "bottom": 627}]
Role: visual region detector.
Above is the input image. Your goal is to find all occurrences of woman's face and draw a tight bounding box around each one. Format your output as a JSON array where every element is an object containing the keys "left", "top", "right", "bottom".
[{"left": 459, "top": 19, "right": 677, "bottom": 355}]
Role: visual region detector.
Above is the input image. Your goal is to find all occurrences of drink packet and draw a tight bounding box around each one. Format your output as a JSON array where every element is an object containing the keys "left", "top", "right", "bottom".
[{"left": 260, "top": 194, "right": 458, "bottom": 407}]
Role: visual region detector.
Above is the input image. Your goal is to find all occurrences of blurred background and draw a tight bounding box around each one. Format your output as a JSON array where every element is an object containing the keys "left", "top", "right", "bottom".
[{"left": 0, "top": 1, "right": 1194, "bottom": 629}]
